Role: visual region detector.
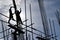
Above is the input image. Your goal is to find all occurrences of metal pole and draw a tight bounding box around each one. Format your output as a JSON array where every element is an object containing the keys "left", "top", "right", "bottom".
[
  {"left": 29, "top": 4, "right": 34, "bottom": 40},
  {"left": 52, "top": 20, "right": 57, "bottom": 40},
  {"left": 49, "top": 19, "right": 54, "bottom": 40},
  {"left": 55, "top": 10, "right": 60, "bottom": 24},
  {"left": 38, "top": 0, "right": 50, "bottom": 40},
  {"left": 7, "top": 30, "right": 9, "bottom": 40},
  {"left": 24, "top": 0, "right": 28, "bottom": 40},
  {"left": 5, "top": 26, "right": 9, "bottom": 40},
  {"left": 7, "top": 29, "right": 10, "bottom": 40},
  {"left": 11, "top": 30, "right": 13, "bottom": 40},
  {"left": 28, "top": 34, "right": 31, "bottom": 40},
  {"left": 1, "top": 21, "right": 5, "bottom": 40}
]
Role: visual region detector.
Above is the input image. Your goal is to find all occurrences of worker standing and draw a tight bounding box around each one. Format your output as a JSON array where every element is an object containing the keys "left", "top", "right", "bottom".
[{"left": 8, "top": 6, "right": 15, "bottom": 23}]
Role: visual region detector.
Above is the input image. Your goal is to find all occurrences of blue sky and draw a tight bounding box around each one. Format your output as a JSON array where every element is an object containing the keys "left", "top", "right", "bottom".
[{"left": 0, "top": 0, "right": 60, "bottom": 40}]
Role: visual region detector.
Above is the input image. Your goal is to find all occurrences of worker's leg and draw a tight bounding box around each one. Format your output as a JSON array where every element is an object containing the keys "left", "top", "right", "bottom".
[
  {"left": 8, "top": 18, "right": 11, "bottom": 23},
  {"left": 19, "top": 18, "right": 23, "bottom": 25}
]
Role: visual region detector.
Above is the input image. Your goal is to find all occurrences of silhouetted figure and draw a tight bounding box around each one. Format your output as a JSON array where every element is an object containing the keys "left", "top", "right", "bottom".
[
  {"left": 8, "top": 6, "right": 15, "bottom": 23},
  {"left": 15, "top": 8, "right": 23, "bottom": 25}
]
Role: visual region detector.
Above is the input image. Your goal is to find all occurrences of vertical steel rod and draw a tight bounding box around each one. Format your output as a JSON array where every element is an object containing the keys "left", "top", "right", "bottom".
[
  {"left": 24, "top": 0, "right": 28, "bottom": 40},
  {"left": 7, "top": 29, "right": 10, "bottom": 40},
  {"left": 11, "top": 30, "right": 13, "bottom": 40},
  {"left": 1, "top": 21, "right": 5, "bottom": 40},
  {"left": 38, "top": 0, "right": 50, "bottom": 40},
  {"left": 28, "top": 34, "right": 31, "bottom": 40},
  {"left": 29, "top": 4, "right": 34, "bottom": 40},
  {"left": 49, "top": 19, "right": 54, "bottom": 40},
  {"left": 5, "top": 26, "right": 8, "bottom": 40},
  {"left": 52, "top": 20, "right": 57, "bottom": 40}
]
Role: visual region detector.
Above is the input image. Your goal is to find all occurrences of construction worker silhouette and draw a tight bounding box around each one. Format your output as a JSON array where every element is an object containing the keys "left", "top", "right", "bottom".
[
  {"left": 15, "top": 8, "right": 23, "bottom": 25},
  {"left": 8, "top": 6, "right": 15, "bottom": 23}
]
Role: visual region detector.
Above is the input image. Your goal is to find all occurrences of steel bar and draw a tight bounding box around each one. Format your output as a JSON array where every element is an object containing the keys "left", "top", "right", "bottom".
[
  {"left": 52, "top": 20, "right": 57, "bottom": 40},
  {"left": 5, "top": 26, "right": 8, "bottom": 40},
  {"left": 49, "top": 19, "right": 54, "bottom": 40},
  {"left": 29, "top": 4, "right": 34, "bottom": 40},
  {"left": 24, "top": 0, "right": 28, "bottom": 40},
  {"left": 0, "top": 13, "right": 28, "bottom": 23},
  {"left": 38, "top": 0, "right": 50, "bottom": 40},
  {"left": 1, "top": 21, "right": 5, "bottom": 40},
  {"left": 28, "top": 34, "right": 31, "bottom": 40},
  {"left": 0, "top": 19, "right": 49, "bottom": 35}
]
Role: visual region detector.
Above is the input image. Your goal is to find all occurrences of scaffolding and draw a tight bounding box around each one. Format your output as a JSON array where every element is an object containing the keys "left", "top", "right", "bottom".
[
  {"left": 0, "top": 13, "right": 47, "bottom": 40},
  {"left": 0, "top": 0, "right": 58, "bottom": 40}
]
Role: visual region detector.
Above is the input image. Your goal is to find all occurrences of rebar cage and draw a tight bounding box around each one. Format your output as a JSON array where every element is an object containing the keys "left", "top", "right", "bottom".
[{"left": 0, "top": 19, "right": 46, "bottom": 40}]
